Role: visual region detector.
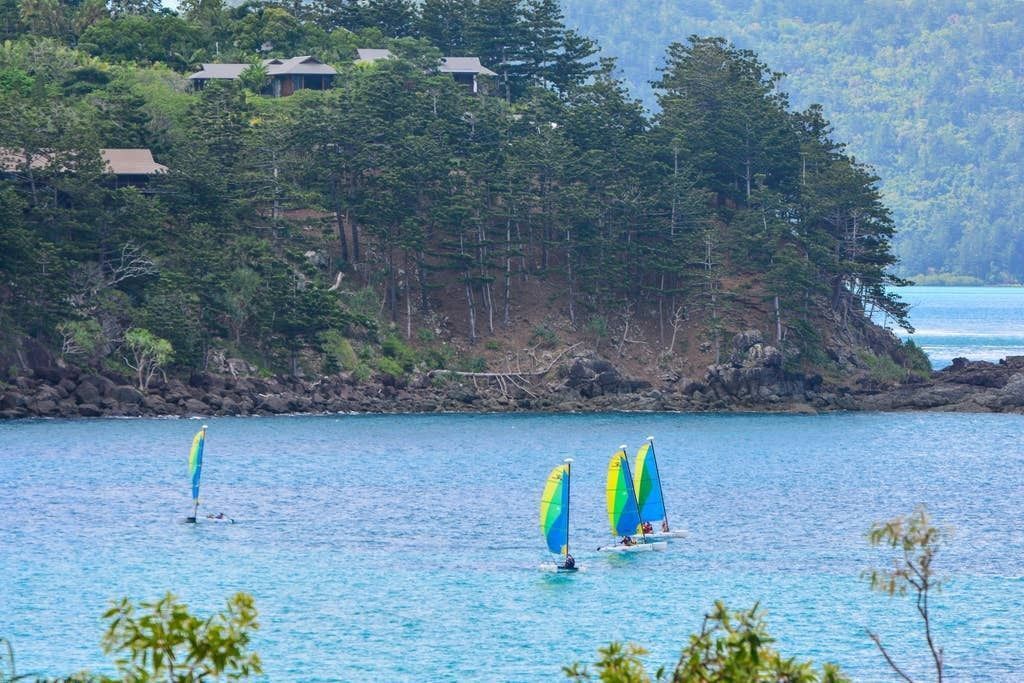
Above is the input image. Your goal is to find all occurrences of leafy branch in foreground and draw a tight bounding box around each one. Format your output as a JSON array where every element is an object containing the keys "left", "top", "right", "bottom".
[
  {"left": 3, "top": 593, "right": 262, "bottom": 682},
  {"left": 565, "top": 601, "right": 847, "bottom": 682},
  {"left": 865, "top": 505, "right": 948, "bottom": 683},
  {"left": 100, "top": 592, "right": 262, "bottom": 682}
]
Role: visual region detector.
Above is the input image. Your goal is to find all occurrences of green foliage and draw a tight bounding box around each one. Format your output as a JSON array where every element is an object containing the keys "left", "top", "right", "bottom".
[
  {"left": 122, "top": 327, "right": 172, "bottom": 390},
  {"left": 0, "top": 6, "right": 916, "bottom": 380},
  {"left": 531, "top": 323, "right": 559, "bottom": 349},
  {"left": 99, "top": 591, "right": 262, "bottom": 682},
  {"left": 0, "top": 67, "right": 32, "bottom": 95},
  {"left": 375, "top": 354, "right": 404, "bottom": 378},
  {"left": 456, "top": 355, "right": 487, "bottom": 373},
  {"left": 320, "top": 329, "right": 358, "bottom": 372},
  {"left": 909, "top": 273, "right": 985, "bottom": 287},
  {"left": 565, "top": 602, "right": 848, "bottom": 682},
  {"left": 351, "top": 362, "right": 373, "bottom": 382},
  {"left": 237, "top": 61, "right": 269, "bottom": 95},
  {"left": 57, "top": 318, "right": 105, "bottom": 364},
  {"left": 381, "top": 334, "right": 417, "bottom": 371},
  {"left": 586, "top": 315, "right": 608, "bottom": 347},
  {"left": 901, "top": 339, "right": 933, "bottom": 377},
  {"left": 859, "top": 341, "right": 931, "bottom": 383},
  {"left": 864, "top": 506, "right": 948, "bottom": 681},
  {"left": 562, "top": 0, "right": 1024, "bottom": 283},
  {"left": 564, "top": 641, "right": 654, "bottom": 682},
  {"left": 857, "top": 349, "right": 906, "bottom": 385}
]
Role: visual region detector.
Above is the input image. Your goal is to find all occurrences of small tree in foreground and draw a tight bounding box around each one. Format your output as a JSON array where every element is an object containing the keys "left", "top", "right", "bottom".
[
  {"left": 99, "top": 592, "right": 262, "bottom": 681},
  {"left": 122, "top": 327, "right": 172, "bottom": 390},
  {"left": 565, "top": 601, "right": 848, "bottom": 682},
  {"left": 865, "top": 505, "right": 948, "bottom": 682}
]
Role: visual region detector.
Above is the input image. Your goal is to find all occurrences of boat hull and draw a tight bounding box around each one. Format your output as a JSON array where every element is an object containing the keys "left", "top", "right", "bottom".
[
  {"left": 597, "top": 540, "right": 668, "bottom": 553},
  {"left": 539, "top": 563, "right": 581, "bottom": 573},
  {"left": 639, "top": 530, "right": 687, "bottom": 540}
]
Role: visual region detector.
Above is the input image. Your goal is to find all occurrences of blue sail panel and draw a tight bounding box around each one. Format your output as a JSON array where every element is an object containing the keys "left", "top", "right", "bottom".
[
  {"left": 634, "top": 442, "right": 666, "bottom": 523},
  {"left": 188, "top": 429, "right": 205, "bottom": 502}
]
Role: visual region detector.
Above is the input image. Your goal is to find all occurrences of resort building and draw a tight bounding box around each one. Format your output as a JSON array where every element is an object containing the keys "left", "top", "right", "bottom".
[
  {"left": 188, "top": 56, "right": 337, "bottom": 97},
  {"left": 355, "top": 49, "right": 497, "bottom": 94}
]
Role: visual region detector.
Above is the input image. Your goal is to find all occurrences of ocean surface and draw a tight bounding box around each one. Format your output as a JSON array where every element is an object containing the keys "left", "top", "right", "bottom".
[
  {"left": 892, "top": 286, "right": 1024, "bottom": 368},
  {"left": 3, "top": 413, "right": 1023, "bottom": 681}
]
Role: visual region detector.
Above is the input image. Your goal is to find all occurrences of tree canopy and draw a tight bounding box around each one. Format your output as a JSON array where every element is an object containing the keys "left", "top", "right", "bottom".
[{"left": 0, "top": 3, "right": 912, "bottom": 382}]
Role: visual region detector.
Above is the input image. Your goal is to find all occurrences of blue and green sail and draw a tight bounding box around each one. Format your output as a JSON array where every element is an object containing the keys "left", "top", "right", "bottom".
[
  {"left": 633, "top": 440, "right": 666, "bottom": 524},
  {"left": 539, "top": 463, "right": 570, "bottom": 555},
  {"left": 606, "top": 449, "right": 642, "bottom": 537},
  {"left": 188, "top": 427, "right": 206, "bottom": 503}
]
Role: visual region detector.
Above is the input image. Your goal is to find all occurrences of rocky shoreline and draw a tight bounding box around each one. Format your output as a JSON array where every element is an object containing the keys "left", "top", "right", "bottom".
[{"left": 3, "top": 332, "right": 1024, "bottom": 419}]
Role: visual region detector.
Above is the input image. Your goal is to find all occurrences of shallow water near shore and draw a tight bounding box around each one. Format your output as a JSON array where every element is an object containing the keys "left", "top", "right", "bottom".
[{"left": 3, "top": 412, "right": 1023, "bottom": 681}]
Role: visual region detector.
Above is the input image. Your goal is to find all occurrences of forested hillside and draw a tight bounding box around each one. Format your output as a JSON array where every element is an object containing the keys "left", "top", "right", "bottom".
[
  {"left": 562, "top": 0, "right": 1024, "bottom": 283},
  {"left": 0, "top": 0, "right": 919, "bottom": 392}
]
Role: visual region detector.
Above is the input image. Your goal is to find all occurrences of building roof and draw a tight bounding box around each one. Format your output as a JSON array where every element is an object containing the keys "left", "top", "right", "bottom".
[
  {"left": 355, "top": 48, "right": 395, "bottom": 63},
  {"left": 267, "top": 56, "right": 336, "bottom": 76},
  {"left": 188, "top": 56, "right": 336, "bottom": 80},
  {"left": 439, "top": 57, "right": 497, "bottom": 77},
  {"left": 0, "top": 148, "right": 167, "bottom": 175},
  {"left": 188, "top": 63, "right": 249, "bottom": 80},
  {"left": 100, "top": 149, "right": 168, "bottom": 175}
]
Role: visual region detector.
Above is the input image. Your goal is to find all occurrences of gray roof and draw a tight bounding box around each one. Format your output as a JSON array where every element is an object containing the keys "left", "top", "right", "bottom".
[
  {"left": 189, "top": 56, "right": 336, "bottom": 80},
  {"left": 0, "top": 148, "right": 167, "bottom": 175},
  {"left": 267, "top": 56, "right": 336, "bottom": 76},
  {"left": 439, "top": 57, "right": 497, "bottom": 77},
  {"left": 100, "top": 149, "right": 168, "bottom": 175},
  {"left": 355, "top": 48, "right": 395, "bottom": 63},
  {"left": 188, "top": 63, "right": 249, "bottom": 80}
]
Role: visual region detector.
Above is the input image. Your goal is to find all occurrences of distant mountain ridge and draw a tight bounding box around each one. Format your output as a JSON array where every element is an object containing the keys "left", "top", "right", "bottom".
[{"left": 561, "top": 0, "right": 1024, "bottom": 282}]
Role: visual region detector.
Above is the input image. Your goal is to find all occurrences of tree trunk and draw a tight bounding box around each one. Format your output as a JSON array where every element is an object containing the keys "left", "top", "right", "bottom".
[
  {"left": 405, "top": 250, "right": 413, "bottom": 340},
  {"left": 503, "top": 216, "right": 512, "bottom": 326},
  {"left": 774, "top": 294, "right": 782, "bottom": 343},
  {"left": 331, "top": 179, "right": 350, "bottom": 263},
  {"left": 465, "top": 275, "right": 477, "bottom": 344}
]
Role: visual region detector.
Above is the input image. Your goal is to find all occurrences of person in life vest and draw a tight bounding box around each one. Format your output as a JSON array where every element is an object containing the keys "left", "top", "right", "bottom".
[
  {"left": 641, "top": 521, "right": 653, "bottom": 534},
  {"left": 563, "top": 554, "right": 576, "bottom": 569},
  {"left": 621, "top": 536, "right": 634, "bottom": 546},
  {"left": 661, "top": 520, "right": 670, "bottom": 533}
]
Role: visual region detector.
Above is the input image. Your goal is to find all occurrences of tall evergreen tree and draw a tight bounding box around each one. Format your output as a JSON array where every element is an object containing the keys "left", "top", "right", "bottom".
[{"left": 418, "top": 0, "right": 470, "bottom": 55}]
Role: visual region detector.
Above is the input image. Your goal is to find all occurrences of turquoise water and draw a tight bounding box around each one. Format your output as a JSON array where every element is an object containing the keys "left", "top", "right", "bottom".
[
  {"left": 894, "top": 286, "right": 1024, "bottom": 368},
  {"left": 3, "top": 413, "right": 1023, "bottom": 681}
]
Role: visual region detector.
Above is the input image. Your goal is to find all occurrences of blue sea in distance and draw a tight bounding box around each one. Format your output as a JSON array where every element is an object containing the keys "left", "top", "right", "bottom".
[
  {"left": 3, "top": 413, "right": 1024, "bottom": 681},
  {"left": 893, "top": 286, "right": 1024, "bottom": 368}
]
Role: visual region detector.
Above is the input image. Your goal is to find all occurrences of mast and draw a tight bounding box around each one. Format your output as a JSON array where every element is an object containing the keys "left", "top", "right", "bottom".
[
  {"left": 564, "top": 458, "right": 573, "bottom": 563},
  {"left": 647, "top": 435, "right": 670, "bottom": 530},
  {"left": 620, "top": 445, "right": 646, "bottom": 543}
]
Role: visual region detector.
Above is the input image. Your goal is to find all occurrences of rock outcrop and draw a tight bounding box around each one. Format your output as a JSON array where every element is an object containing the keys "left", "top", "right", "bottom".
[
  {"left": 855, "top": 356, "right": 1024, "bottom": 412},
  {"left": 4, "top": 335, "right": 1024, "bottom": 419}
]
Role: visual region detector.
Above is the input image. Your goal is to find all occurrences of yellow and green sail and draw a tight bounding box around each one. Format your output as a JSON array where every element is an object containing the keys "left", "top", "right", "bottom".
[
  {"left": 633, "top": 441, "right": 666, "bottom": 524},
  {"left": 188, "top": 427, "right": 206, "bottom": 502},
  {"left": 606, "top": 449, "right": 642, "bottom": 536},
  {"left": 539, "top": 463, "right": 570, "bottom": 555}
]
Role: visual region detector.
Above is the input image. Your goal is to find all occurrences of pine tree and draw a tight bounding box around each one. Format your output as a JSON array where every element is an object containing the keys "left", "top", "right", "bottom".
[{"left": 418, "top": 0, "right": 471, "bottom": 55}]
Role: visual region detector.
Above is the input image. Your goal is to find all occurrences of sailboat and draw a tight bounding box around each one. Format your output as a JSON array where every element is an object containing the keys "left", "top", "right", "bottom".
[
  {"left": 633, "top": 436, "right": 687, "bottom": 540},
  {"left": 185, "top": 425, "right": 207, "bottom": 523},
  {"left": 598, "top": 446, "right": 667, "bottom": 553},
  {"left": 539, "top": 458, "right": 578, "bottom": 572}
]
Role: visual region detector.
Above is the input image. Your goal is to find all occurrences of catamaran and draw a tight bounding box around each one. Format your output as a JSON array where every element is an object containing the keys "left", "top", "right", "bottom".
[
  {"left": 598, "top": 446, "right": 667, "bottom": 553},
  {"left": 633, "top": 436, "right": 687, "bottom": 540},
  {"left": 539, "top": 458, "right": 578, "bottom": 572},
  {"left": 185, "top": 425, "right": 207, "bottom": 523}
]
